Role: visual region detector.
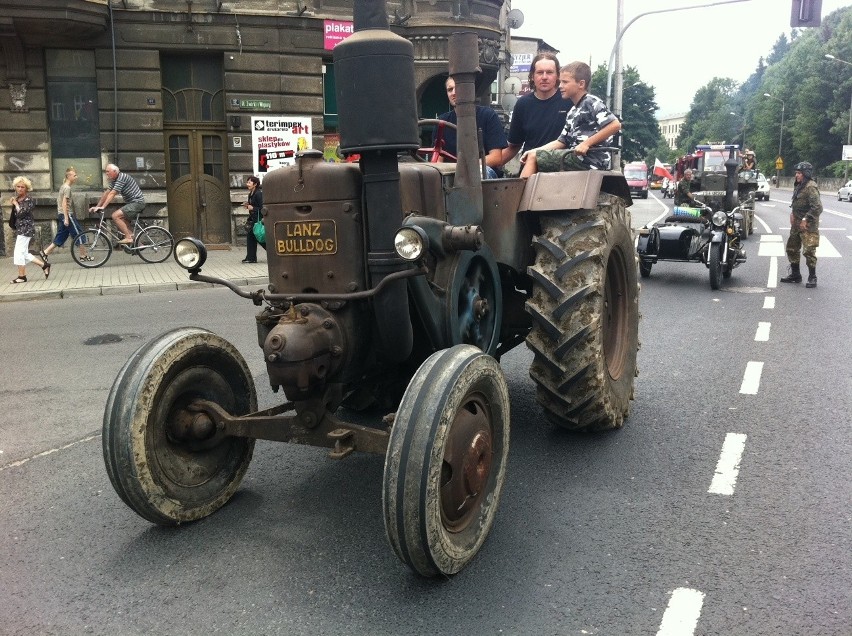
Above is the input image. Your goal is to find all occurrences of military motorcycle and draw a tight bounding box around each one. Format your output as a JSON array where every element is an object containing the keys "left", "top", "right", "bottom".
[{"left": 635, "top": 199, "right": 747, "bottom": 290}]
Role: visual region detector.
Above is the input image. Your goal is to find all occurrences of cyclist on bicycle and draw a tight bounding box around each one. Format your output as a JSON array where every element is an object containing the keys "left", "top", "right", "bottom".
[{"left": 89, "top": 164, "right": 146, "bottom": 245}]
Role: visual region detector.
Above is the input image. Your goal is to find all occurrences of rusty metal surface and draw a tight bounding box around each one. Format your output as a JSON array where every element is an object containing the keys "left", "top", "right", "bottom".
[
  {"left": 398, "top": 162, "right": 449, "bottom": 220},
  {"left": 519, "top": 170, "right": 632, "bottom": 212},
  {"left": 480, "top": 177, "right": 531, "bottom": 270},
  {"left": 519, "top": 170, "right": 607, "bottom": 212},
  {"left": 191, "top": 399, "right": 391, "bottom": 457}
]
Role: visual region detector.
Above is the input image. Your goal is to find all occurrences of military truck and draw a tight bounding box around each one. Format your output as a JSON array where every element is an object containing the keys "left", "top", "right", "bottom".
[
  {"left": 102, "top": 0, "right": 639, "bottom": 578},
  {"left": 673, "top": 144, "right": 757, "bottom": 239}
]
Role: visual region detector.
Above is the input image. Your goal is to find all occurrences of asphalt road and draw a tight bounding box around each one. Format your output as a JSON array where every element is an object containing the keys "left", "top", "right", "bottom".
[{"left": 1, "top": 190, "right": 850, "bottom": 635}]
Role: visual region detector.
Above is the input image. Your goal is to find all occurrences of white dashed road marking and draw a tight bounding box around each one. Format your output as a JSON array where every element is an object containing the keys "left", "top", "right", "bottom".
[
  {"left": 767, "top": 257, "right": 778, "bottom": 289},
  {"left": 656, "top": 588, "right": 706, "bottom": 636},
  {"left": 0, "top": 434, "right": 100, "bottom": 472},
  {"left": 754, "top": 322, "right": 770, "bottom": 342},
  {"left": 709, "top": 433, "right": 748, "bottom": 496},
  {"left": 763, "top": 296, "right": 775, "bottom": 309},
  {"left": 740, "top": 361, "right": 763, "bottom": 395}
]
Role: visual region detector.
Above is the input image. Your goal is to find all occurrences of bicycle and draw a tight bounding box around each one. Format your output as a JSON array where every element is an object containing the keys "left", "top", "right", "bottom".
[{"left": 71, "top": 207, "right": 174, "bottom": 268}]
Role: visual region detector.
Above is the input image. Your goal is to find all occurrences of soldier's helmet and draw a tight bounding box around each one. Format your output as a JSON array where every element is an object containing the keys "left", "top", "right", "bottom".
[{"left": 794, "top": 161, "right": 813, "bottom": 179}]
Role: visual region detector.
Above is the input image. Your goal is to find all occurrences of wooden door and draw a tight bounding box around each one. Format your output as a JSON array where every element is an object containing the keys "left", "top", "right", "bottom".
[{"left": 166, "top": 130, "right": 231, "bottom": 245}]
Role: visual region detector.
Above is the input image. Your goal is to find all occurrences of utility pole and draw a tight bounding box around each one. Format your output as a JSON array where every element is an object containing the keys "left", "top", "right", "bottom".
[
  {"left": 825, "top": 54, "right": 852, "bottom": 180},
  {"left": 606, "top": 0, "right": 752, "bottom": 168}
]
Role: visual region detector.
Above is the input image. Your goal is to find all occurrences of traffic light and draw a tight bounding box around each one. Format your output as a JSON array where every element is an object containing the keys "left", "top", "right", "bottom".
[{"left": 791, "top": 0, "right": 822, "bottom": 27}]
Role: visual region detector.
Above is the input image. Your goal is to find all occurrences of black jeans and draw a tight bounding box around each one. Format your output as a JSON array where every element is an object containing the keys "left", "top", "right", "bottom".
[{"left": 245, "top": 225, "right": 266, "bottom": 260}]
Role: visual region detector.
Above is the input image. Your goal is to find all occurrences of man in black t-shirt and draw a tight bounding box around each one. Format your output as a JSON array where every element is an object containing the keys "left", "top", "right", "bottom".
[{"left": 500, "top": 52, "right": 573, "bottom": 173}]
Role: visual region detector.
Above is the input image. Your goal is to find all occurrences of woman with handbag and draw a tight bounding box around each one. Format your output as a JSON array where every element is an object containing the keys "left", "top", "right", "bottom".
[
  {"left": 9, "top": 176, "right": 51, "bottom": 284},
  {"left": 242, "top": 175, "right": 265, "bottom": 263}
]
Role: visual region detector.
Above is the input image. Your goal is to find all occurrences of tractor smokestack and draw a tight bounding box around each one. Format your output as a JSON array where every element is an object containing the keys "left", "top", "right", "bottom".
[
  {"left": 447, "top": 32, "right": 484, "bottom": 224},
  {"left": 333, "top": 0, "right": 417, "bottom": 362},
  {"left": 725, "top": 147, "right": 739, "bottom": 212}
]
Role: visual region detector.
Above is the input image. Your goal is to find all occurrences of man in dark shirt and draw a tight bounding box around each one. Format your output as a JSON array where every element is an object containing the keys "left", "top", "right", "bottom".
[
  {"left": 435, "top": 76, "right": 508, "bottom": 178},
  {"left": 501, "top": 52, "right": 573, "bottom": 172}
]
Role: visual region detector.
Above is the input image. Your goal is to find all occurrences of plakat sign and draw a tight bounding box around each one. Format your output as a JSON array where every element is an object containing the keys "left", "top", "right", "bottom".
[
  {"left": 510, "top": 53, "right": 533, "bottom": 73},
  {"left": 251, "top": 116, "right": 312, "bottom": 178},
  {"left": 324, "top": 20, "right": 353, "bottom": 50}
]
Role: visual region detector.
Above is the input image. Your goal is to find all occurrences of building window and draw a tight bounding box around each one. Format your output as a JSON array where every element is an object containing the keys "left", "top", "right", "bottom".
[
  {"left": 161, "top": 54, "right": 223, "bottom": 123},
  {"left": 323, "top": 63, "right": 338, "bottom": 131},
  {"left": 46, "top": 49, "right": 100, "bottom": 190}
]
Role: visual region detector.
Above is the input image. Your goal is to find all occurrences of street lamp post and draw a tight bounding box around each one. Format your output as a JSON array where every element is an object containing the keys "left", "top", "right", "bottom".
[
  {"left": 764, "top": 92, "right": 785, "bottom": 185},
  {"left": 605, "top": 0, "right": 751, "bottom": 170},
  {"left": 825, "top": 54, "right": 852, "bottom": 180},
  {"left": 729, "top": 111, "right": 745, "bottom": 149}
]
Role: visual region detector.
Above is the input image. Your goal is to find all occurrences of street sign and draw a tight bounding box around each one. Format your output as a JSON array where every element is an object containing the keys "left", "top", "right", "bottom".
[
  {"left": 775, "top": 156, "right": 784, "bottom": 170},
  {"left": 842, "top": 145, "right": 852, "bottom": 161}
]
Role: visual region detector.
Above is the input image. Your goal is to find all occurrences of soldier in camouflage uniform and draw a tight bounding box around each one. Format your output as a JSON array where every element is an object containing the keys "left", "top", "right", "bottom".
[
  {"left": 519, "top": 61, "right": 621, "bottom": 178},
  {"left": 780, "top": 161, "right": 822, "bottom": 288},
  {"left": 674, "top": 169, "right": 696, "bottom": 206}
]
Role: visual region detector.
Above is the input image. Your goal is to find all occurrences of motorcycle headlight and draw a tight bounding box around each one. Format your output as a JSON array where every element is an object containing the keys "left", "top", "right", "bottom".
[
  {"left": 394, "top": 226, "right": 429, "bottom": 261},
  {"left": 174, "top": 237, "right": 207, "bottom": 270},
  {"left": 712, "top": 211, "right": 727, "bottom": 227}
]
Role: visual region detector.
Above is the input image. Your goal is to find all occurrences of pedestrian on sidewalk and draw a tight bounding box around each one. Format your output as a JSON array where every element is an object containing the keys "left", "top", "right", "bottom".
[
  {"left": 780, "top": 161, "right": 822, "bottom": 288},
  {"left": 89, "top": 164, "right": 145, "bottom": 245},
  {"left": 8, "top": 176, "right": 51, "bottom": 283},
  {"left": 40, "top": 167, "right": 90, "bottom": 262},
  {"left": 242, "top": 175, "right": 265, "bottom": 263}
]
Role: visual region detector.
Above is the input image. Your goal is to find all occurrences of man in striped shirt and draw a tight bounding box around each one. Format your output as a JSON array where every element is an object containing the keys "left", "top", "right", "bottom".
[{"left": 90, "top": 163, "right": 146, "bottom": 244}]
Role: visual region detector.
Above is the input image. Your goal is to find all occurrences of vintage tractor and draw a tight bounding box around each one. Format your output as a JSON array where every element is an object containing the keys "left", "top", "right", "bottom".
[
  {"left": 102, "top": 0, "right": 639, "bottom": 577},
  {"left": 672, "top": 144, "right": 757, "bottom": 239}
]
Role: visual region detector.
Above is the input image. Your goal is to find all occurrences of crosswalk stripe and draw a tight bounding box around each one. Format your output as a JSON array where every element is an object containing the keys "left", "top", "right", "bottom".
[{"left": 758, "top": 234, "right": 841, "bottom": 257}]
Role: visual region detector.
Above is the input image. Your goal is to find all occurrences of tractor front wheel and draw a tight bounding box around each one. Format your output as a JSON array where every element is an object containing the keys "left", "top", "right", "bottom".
[
  {"left": 383, "top": 345, "right": 510, "bottom": 577},
  {"left": 103, "top": 327, "right": 256, "bottom": 525}
]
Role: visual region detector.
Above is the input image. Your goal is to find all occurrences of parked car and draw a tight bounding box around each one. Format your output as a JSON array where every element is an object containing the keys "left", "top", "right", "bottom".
[
  {"left": 838, "top": 180, "right": 852, "bottom": 202},
  {"left": 624, "top": 161, "right": 649, "bottom": 198},
  {"left": 755, "top": 172, "right": 770, "bottom": 201}
]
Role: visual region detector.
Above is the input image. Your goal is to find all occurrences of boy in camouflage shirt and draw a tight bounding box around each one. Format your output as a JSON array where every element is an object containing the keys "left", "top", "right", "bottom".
[{"left": 520, "top": 61, "right": 621, "bottom": 177}]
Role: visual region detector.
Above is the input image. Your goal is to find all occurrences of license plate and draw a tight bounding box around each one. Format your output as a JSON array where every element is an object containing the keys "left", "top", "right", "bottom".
[{"left": 274, "top": 220, "right": 337, "bottom": 256}]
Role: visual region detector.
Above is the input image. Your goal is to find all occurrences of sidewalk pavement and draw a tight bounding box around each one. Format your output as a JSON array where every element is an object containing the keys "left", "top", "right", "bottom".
[{"left": 1, "top": 246, "right": 268, "bottom": 303}]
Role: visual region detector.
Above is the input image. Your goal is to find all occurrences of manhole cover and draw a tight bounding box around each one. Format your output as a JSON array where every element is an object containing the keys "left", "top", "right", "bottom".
[
  {"left": 723, "top": 287, "right": 770, "bottom": 294},
  {"left": 85, "top": 334, "right": 124, "bottom": 345}
]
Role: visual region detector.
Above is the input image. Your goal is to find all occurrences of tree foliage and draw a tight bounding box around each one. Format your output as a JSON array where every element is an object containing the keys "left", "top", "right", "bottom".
[
  {"left": 591, "top": 64, "right": 663, "bottom": 165},
  {"left": 666, "top": 5, "right": 852, "bottom": 178}
]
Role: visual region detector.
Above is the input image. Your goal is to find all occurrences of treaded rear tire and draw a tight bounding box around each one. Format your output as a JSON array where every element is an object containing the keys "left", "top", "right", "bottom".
[{"left": 525, "top": 194, "right": 639, "bottom": 432}]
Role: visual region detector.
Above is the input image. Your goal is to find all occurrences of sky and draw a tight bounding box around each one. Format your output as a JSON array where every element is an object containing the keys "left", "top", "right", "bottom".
[{"left": 513, "top": 0, "right": 852, "bottom": 117}]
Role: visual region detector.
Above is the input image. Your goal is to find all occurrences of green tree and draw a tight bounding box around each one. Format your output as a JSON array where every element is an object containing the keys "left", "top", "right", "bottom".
[
  {"left": 676, "top": 78, "right": 739, "bottom": 151},
  {"left": 592, "top": 64, "right": 663, "bottom": 163},
  {"left": 671, "top": 5, "right": 852, "bottom": 178}
]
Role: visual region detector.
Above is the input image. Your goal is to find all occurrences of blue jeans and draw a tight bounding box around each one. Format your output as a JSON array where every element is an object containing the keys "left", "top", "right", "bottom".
[{"left": 52, "top": 214, "right": 85, "bottom": 246}]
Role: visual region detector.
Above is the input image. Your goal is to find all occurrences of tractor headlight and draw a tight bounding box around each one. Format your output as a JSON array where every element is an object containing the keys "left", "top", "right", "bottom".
[
  {"left": 394, "top": 226, "right": 429, "bottom": 261},
  {"left": 712, "top": 211, "right": 727, "bottom": 227},
  {"left": 174, "top": 237, "right": 207, "bottom": 270}
]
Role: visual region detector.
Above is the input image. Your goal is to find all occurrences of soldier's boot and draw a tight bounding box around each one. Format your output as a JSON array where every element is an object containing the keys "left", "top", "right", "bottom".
[
  {"left": 780, "top": 263, "right": 802, "bottom": 283},
  {"left": 806, "top": 266, "right": 817, "bottom": 288}
]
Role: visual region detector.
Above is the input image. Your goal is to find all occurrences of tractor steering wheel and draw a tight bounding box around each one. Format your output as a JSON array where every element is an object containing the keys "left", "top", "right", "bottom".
[{"left": 415, "top": 118, "right": 457, "bottom": 163}]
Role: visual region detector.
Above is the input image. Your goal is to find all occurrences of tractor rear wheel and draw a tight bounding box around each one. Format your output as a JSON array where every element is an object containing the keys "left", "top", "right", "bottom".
[{"left": 525, "top": 194, "right": 640, "bottom": 432}]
